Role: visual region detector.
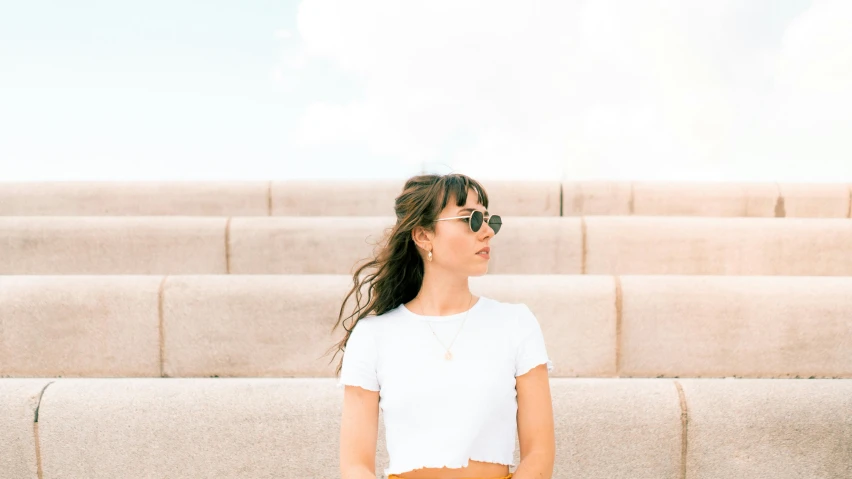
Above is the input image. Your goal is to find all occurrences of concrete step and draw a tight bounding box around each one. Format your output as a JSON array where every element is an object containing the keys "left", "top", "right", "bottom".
[
  {"left": 564, "top": 181, "right": 852, "bottom": 218},
  {"left": 0, "top": 180, "right": 559, "bottom": 217},
  {"left": 2, "top": 216, "right": 851, "bottom": 275},
  {"left": 2, "top": 180, "right": 850, "bottom": 218},
  {"left": 2, "top": 377, "right": 850, "bottom": 478},
  {"left": 2, "top": 275, "right": 850, "bottom": 379}
]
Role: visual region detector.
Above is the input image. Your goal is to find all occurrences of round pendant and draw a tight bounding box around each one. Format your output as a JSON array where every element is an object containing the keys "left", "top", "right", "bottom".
[{"left": 444, "top": 351, "right": 453, "bottom": 360}]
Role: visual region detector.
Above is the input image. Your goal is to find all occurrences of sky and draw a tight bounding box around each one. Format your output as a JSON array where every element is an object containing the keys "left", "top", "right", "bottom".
[{"left": 1, "top": 0, "right": 851, "bottom": 182}]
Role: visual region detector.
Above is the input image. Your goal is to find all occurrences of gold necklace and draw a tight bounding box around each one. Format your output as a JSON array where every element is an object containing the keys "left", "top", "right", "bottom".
[{"left": 415, "top": 293, "right": 474, "bottom": 360}]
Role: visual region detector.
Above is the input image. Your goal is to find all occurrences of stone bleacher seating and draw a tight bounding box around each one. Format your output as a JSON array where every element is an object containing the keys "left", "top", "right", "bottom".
[
  {"left": 1, "top": 180, "right": 851, "bottom": 478},
  {"left": 2, "top": 216, "right": 852, "bottom": 275}
]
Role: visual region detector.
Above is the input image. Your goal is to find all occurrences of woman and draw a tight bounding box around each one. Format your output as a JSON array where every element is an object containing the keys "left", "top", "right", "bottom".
[{"left": 331, "top": 173, "right": 555, "bottom": 479}]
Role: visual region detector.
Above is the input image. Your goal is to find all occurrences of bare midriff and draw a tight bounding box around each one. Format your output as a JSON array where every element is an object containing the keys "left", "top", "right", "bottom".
[{"left": 390, "top": 459, "right": 511, "bottom": 479}]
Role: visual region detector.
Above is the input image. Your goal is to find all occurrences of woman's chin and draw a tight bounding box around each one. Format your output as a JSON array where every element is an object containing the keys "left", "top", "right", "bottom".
[{"left": 470, "top": 265, "right": 490, "bottom": 276}]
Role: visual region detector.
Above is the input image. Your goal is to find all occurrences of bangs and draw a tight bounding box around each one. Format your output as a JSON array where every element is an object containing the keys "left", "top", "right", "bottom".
[{"left": 437, "top": 174, "right": 490, "bottom": 212}]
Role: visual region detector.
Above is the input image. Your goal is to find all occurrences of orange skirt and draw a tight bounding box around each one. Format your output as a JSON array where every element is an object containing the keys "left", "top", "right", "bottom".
[{"left": 388, "top": 475, "right": 512, "bottom": 479}]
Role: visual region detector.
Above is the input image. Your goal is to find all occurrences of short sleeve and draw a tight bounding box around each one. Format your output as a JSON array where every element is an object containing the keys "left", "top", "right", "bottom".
[
  {"left": 514, "top": 303, "right": 554, "bottom": 377},
  {"left": 337, "top": 319, "right": 380, "bottom": 391}
]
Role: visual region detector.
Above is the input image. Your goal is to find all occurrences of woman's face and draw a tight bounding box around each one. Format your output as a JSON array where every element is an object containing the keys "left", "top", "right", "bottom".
[{"left": 424, "top": 189, "right": 495, "bottom": 276}]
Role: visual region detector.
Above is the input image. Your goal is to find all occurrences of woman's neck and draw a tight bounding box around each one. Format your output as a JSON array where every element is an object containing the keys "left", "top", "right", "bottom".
[{"left": 409, "top": 274, "right": 473, "bottom": 316}]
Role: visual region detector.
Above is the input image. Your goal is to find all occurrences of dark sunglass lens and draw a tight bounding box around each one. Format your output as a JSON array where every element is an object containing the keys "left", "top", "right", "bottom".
[
  {"left": 470, "top": 210, "right": 483, "bottom": 232},
  {"left": 488, "top": 215, "right": 502, "bottom": 234}
]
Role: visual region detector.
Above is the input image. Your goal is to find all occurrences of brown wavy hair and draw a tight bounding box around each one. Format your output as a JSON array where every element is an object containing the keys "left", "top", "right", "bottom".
[{"left": 327, "top": 173, "right": 490, "bottom": 375}]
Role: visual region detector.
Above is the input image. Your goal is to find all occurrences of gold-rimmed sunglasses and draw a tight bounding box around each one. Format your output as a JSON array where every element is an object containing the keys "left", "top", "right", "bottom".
[{"left": 435, "top": 210, "right": 502, "bottom": 234}]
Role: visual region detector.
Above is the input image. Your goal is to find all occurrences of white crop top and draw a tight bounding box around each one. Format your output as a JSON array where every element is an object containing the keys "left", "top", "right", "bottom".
[{"left": 337, "top": 295, "right": 553, "bottom": 477}]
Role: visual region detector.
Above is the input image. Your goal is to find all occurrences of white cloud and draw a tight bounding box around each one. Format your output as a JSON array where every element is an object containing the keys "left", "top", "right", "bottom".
[
  {"left": 776, "top": 0, "right": 852, "bottom": 93},
  {"left": 284, "top": 0, "right": 852, "bottom": 181},
  {"left": 751, "top": 0, "right": 852, "bottom": 176},
  {"left": 274, "top": 29, "right": 293, "bottom": 39}
]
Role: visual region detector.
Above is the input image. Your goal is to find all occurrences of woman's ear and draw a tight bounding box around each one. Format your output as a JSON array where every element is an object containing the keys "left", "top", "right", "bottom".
[{"left": 411, "top": 225, "right": 433, "bottom": 252}]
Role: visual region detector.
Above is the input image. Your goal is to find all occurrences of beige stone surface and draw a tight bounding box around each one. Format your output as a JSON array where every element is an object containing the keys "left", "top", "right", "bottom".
[
  {"left": 0, "top": 181, "right": 270, "bottom": 216},
  {"left": 619, "top": 276, "right": 852, "bottom": 378},
  {"left": 2, "top": 181, "right": 848, "bottom": 218},
  {"left": 680, "top": 378, "right": 852, "bottom": 478},
  {"left": 0, "top": 276, "right": 161, "bottom": 377},
  {"left": 482, "top": 218, "right": 582, "bottom": 274},
  {"left": 484, "top": 180, "right": 562, "bottom": 217},
  {"left": 562, "top": 181, "right": 633, "bottom": 216},
  {"left": 227, "top": 216, "right": 393, "bottom": 274},
  {"left": 24, "top": 377, "right": 852, "bottom": 478},
  {"left": 0, "top": 217, "right": 228, "bottom": 274},
  {"left": 562, "top": 181, "right": 852, "bottom": 218},
  {"left": 33, "top": 377, "right": 683, "bottom": 478},
  {"left": 36, "top": 378, "right": 376, "bottom": 478},
  {"left": 229, "top": 216, "right": 582, "bottom": 275},
  {"left": 3, "top": 274, "right": 852, "bottom": 379},
  {"left": 159, "top": 274, "right": 613, "bottom": 379},
  {"left": 778, "top": 182, "right": 852, "bottom": 218},
  {"left": 161, "top": 274, "right": 356, "bottom": 377},
  {"left": 272, "top": 179, "right": 400, "bottom": 217},
  {"left": 632, "top": 182, "right": 780, "bottom": 217},
  {"left": 549, "top": 379, "right": 683, "bottom": 479},
  {"left": 0, "top": 379, "right": 52, "bottom": 479},
  {"left": 271, "top": 180, "right": 561, "bottom": 216},
  {"left": 4, "top": 214, "right": 851, "bottom": 276},
  {"left": 585, "top": 216, "right": 852, "bottom": 275},
  {"left": 472, "top": 275, "right": 617, "bottom": 377}
]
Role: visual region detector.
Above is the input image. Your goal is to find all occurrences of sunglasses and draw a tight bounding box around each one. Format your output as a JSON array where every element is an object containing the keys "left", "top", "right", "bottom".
[{"left": 435, "top": 210, "right": 502, "bottom": 234}]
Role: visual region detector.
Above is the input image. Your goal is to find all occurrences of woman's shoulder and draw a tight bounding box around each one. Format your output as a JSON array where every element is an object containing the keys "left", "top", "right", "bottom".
[
  {"left": 350, "top": 304, "right": 406, "bottom": 333},
  {"left": 473, "top": 296, "right": 537, "bottom": 334}
]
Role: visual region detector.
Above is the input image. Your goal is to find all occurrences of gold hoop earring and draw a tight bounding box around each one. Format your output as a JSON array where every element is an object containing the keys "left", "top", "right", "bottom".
[{"left": 427, "top": 250, "right": 433, "bottom": 262}]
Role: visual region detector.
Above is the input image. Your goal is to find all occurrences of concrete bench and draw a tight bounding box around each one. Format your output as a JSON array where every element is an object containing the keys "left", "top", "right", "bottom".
[
  {"left": 2, "top": 180, "right": 850, "bottom": 218},
  {"left": 2, "top": 216, "right": 851, "bottom": 275},
  {"left": 564, "top": 181, "right": 852, "bottom": 218},
  {"left": 2, "top": 378, "right": 850, "bottom": 478},
  {"left": 0, "top": 180, "right": 560, "bottom": 217},
  {"left": 2, "top": 275, "right": 850, "bottom": 379}
]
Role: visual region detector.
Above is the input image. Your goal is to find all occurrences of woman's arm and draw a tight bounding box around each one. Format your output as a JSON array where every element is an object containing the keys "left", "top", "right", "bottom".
[
  {"left": 512, "top": 363, "right": 555, "bottom": 479},
  {"left": 340, "top": 385, "right": 380, "bottom": 479}
]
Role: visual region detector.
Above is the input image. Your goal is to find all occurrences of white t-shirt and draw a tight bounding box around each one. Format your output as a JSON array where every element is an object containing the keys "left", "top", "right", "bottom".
[{"left": 337, "top": 295, "right": 553, "bottom": 477}]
